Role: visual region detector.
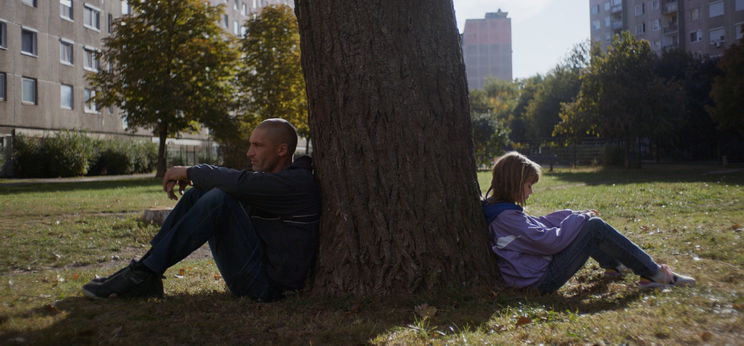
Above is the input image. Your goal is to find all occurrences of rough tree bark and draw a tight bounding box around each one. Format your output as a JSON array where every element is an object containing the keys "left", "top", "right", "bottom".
[{"left": 295, "top": 0, "right": 498, "bottom": 295}]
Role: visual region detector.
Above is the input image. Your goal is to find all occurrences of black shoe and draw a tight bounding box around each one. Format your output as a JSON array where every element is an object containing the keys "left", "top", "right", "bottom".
[
  {"left": 82, "top": 260, "right": 163, "bottom": 299},
  {"left": 90, "top": 250, "right": 153, "bottom": 284}
]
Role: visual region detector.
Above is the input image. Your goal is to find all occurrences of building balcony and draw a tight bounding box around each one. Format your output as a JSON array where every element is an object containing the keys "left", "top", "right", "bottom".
[
  {"left": 663, "top": 1, "right": 678, "bottom": 14},
  {"left": 612, "top": 21, "right": 624, "bottom": 30},
  {"left": 611, "top": 4, "right": 622, "bottom": 13},
  {"left": 663, "top": 23, "right": 678, "bottom": 33}
]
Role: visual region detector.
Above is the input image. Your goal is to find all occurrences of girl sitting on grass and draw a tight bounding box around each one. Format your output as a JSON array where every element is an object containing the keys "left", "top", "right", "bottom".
[{"left": 483, "top": 151, "right": 695, "bottom": 294}]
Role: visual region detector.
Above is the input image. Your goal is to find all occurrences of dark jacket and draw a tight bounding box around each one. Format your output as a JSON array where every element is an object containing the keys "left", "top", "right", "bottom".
[{"left": 186, "top": 156, "right": 320, "bottom": 291}]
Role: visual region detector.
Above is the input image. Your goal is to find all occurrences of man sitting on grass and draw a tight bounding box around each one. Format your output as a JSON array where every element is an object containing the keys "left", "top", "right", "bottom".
[{"left": 82, "top": 118, "right": 320, "bottom": 301}]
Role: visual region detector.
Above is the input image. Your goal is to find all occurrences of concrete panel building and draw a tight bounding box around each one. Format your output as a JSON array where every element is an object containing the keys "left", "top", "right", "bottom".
[
  {"left": 0, "top": 0, "right": 292, "bottom": 175},
  {"left": 462, "top": 10, "right": 513, "bottom": 90},
  {"left": 590, "top": 0, "right": 744, "bottom": 56}
]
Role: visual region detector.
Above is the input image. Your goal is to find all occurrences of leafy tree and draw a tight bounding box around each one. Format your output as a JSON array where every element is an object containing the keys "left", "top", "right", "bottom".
[
  {"left": 523, "top": 42, "right": 588, "bottom": 142},
  {"left": 555, "top": 32, "right": 684, "bottom": 168},
  {"left": 469, "top": 90, "right": 510, "bottom": 167},
  {"left": 656, "top": 49, "right": 721, "bottom": 160},
  {"left": 89, "top": 0, "right": 240, "bottom": 177},
  {"left": 509, "top": 75, "right": 543, "bottom": 143},
  {"left": 237, "top": 4, "right": 308, "bottom": 139},
  {"left": 709, "top": 38, "right": 744, "bottom": 136}
]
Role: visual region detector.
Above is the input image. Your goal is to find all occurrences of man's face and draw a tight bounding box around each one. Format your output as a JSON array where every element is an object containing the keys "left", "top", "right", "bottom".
[{"left": 246, "top": 128, "right": 284, "bottom": 172}]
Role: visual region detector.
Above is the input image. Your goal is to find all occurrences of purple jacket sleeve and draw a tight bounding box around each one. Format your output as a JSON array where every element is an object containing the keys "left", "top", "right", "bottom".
[
  {"left": 496, "top": 210, "right": 589, "bottom": 256},
  {"left": 533, "top": 209, "right": 574, "bottom": 227}
]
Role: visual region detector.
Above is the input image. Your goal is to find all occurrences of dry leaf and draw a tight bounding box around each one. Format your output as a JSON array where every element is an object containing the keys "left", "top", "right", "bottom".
[
  {"left": 516, "top": 316, "right": 532, "bottom": 326},
  {"left": 700, "top": 331, "right": 712, "bottom": 341}
]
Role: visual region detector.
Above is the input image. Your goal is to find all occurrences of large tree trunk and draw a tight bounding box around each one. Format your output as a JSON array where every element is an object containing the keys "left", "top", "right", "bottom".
[{"left": 295, "top": 0, "right": 498, "bottom": 295}]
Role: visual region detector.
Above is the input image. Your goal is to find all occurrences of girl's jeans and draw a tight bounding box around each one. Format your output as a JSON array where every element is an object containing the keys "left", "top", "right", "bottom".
[{"left": 535, "top": 217, "right": 660, "bottom": 294}]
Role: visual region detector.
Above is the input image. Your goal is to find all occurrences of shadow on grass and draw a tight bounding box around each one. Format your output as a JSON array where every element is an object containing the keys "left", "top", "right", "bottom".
[
  {"left": 7, "top": 281, "right": 646, "bottom": 344},
  {"left": 0, "top": 178, "right": 162, "bottom": 196},
  {"left": 545, "top": 164, "right": 744, "bottom": 187}
]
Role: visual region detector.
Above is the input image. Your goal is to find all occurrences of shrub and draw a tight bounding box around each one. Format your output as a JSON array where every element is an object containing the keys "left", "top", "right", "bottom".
[
  {"left": 89, "top": 138, "right": 157, "bottom": 175},
  {"left": 44, "top": 131, "right": 96, "bottom": 177},
  {"left": 13, "top": 135, "right": 47, "bottom": 178}
]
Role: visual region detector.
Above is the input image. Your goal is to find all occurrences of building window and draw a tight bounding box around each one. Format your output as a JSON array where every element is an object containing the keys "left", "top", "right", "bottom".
[
  {"left": 84, "top": 4, "right": 101, "bottom": 31},
  {"left": 635, "top": 3, "right": 645, "bottom": 16},
  {"left": 252, "top": 0, "right": 257, "bottom": 9},
  {"left": 233, "top": 20, "right": 240, "bottom": 35},
  {"left": 737, "top": 0, "right": 744, "bottom": 11},
  {"left": 604, "top": 2, "right": 610, "bottom": 11},
  {"left": 108, "top": 13, "right": 114, "bottom": 33},
  {"left": 60, "top": 0, "right": 73, "bottom": 20},
  {"left": 60, "top": 84, "right": 73, "bottom": 109},
  {"left": 592, "top": 20, "right": 601, "bottom": 30},
  {"left": 223, "top": 14, "right": 229, "bottom": 28},
  {"left": 60, "top": 39, "right": 74, "bottom": 64},
  {"left": 242, "top": 3, "right": 248, "bottom": 15},
  {"left": 652, "top": 0, "right": 659, "bottom": 10},
  {"left": 737, "top": 22, "right": 744, "bottom": 40},
  {"left": 652, "top": 19, "right": 660, "bottom": 31},
  {"left": 21, "top": 28, "right": 38, "bottom": 56},
  {"left": 709, "top": 1, "right": 724, "bottom": 17},
  {"left": 0, "top": 72, "right": 5, "bottom": 101},
  {"left": 604, "top": 16, "right": 611, "bottom": 27},
  {"left": 0, "top": 21, "right": 6, "bottom": 49},
  {"left": 121, "top": 1, "right": 131, "bottom": 15},
  {"left": 84, "top": 47, "right": 99, "bottom": 71},
  {"left": 234, "top": 0, "right": 239, "bottom": 10},
  {"left": 690, "top": 8, "right": 700, "bottom": 21},
  {"left": 22, "top": 0, "right": 37, "bottom": 7},
  {"left": 592, "top": 4, "right": 599, "bottom": 14},
  {"left": 22, "top": 77, "right": 37, "bottom": 105},
  {"left": 84, "top": 88, "right": 98, "bottom": 113},
  {"left": 690, "top": 30, "right": 702, "bottom": 42},
  {"left": 709, "top": 27, "right": 725, "bottom": 46}
]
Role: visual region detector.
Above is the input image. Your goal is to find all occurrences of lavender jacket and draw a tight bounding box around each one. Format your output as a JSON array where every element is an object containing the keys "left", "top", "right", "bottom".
[{"left": 483, "top": 202, "right": 590, "bottom": 288}]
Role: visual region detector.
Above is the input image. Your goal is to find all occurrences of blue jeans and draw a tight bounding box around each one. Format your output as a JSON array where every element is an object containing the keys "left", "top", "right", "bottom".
[
  {"left": 535, "top": 217, "right": 660, "bottom": 294},
  {"left": 141, "top": 188, "right": 280, "bottom": 301}
]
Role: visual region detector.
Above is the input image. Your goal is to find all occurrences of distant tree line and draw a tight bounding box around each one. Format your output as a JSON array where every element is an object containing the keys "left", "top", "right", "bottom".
[{"left": 471, "top": 32, "right": 744, "bottom": 168}]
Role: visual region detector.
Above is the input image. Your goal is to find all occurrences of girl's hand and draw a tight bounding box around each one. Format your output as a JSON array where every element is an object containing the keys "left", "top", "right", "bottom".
[{"left": 581, "top": 209, "right": 599, "bottom": 217}]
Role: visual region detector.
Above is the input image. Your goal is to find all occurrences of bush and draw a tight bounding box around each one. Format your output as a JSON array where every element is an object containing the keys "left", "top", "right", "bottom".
[
  {"left": 44, "top": 131, "right": 95, "bottom": 177},
  {"left": 13, "top": 135, "right": 47, "bottom": 178},
  {"left": 13, "top": 132, "right": 158, "bottom": 177},
  {"left": 89, "top": 138, "right": 157, "bottom": 175}
]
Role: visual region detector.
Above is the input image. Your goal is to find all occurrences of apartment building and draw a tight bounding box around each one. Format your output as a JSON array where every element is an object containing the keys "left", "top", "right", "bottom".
[
  {"left": 0, "top": 0, "right": 292, "bottom": 175},
  {"left": 462, "top": 10, "right": 513, "bottom": 90},
  {"left": 590, "top": 0, "right": 744, "bottom": 56}
]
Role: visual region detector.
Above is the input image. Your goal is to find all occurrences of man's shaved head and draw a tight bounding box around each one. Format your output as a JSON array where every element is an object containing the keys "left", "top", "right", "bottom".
[{"left": 256, "top": 118, "right": 298, "bottom": 156}]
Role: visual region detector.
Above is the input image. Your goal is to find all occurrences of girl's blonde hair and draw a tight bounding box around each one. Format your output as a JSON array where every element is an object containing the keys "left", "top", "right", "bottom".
[{"left": 485, "top": 151, "right": 541, "bottom": 205}]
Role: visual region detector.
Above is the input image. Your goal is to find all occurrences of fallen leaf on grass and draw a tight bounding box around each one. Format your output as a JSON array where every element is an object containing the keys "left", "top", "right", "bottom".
[
  {"left": 515, "top": 316, "right": 531, "bottom": 326},
  {"left": 72, "top": 273, "right": 80, "bottom": 280},
  {"left": 175, "top": 268, "right": 185, "bottom": 279},
  {"left": 700, "top": 331, "right": 712, "bottom": 341},
  {"left": 213, "top": 274, "right": 221, "bottom": 280}
]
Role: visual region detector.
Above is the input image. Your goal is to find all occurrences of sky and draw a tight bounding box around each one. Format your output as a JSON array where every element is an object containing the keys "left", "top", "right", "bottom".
[{"left": 453, "top": 0, "right": 590, "bottom": 79}]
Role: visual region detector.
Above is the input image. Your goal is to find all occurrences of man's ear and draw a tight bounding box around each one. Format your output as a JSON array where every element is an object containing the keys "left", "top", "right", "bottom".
[{"left": 276, "top": 143, "right": 289, "bottom": 157}]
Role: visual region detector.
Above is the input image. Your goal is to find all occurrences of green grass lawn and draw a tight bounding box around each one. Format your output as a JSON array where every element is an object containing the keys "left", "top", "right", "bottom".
[{"left": 1, "top": 165, "right": 742, "bottom": 344}]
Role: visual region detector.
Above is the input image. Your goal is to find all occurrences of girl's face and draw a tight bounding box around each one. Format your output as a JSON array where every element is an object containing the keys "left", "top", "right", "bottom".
[{"left": 521, "top": 180, "right": 535, "bottom": 204}]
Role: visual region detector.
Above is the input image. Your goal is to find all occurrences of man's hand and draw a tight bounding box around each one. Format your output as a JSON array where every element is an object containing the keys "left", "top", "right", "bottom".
[{"left": 163, "top": 166, "right": 191, "bottom": 200}]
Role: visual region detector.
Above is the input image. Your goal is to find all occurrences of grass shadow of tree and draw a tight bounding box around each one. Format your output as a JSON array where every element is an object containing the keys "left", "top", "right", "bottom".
[{"left": 9, "top": 279, "right": 648, "bottom": 344}]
